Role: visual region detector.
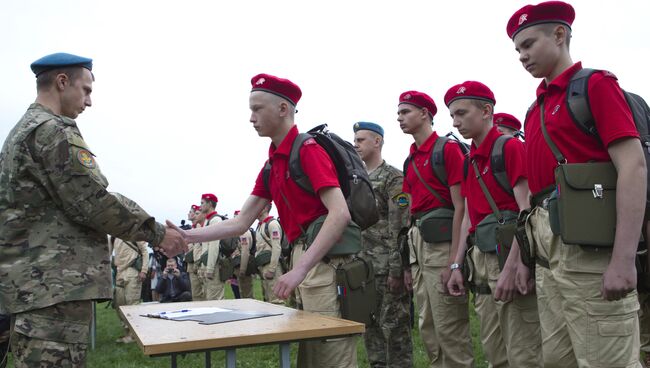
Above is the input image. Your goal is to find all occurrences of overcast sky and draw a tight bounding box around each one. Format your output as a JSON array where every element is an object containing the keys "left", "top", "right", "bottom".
[{"left": 1, "top": 0, "right": 649, "bottom": 227}]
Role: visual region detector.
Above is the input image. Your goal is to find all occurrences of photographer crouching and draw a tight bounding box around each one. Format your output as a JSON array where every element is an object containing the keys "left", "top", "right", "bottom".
[{"left": 156, "top": 258, "right": 192, "bottom": 303}]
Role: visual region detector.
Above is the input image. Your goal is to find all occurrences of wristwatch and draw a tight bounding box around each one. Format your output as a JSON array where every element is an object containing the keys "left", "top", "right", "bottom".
[{"left": 449, "top": 263, "right": 462, "bottom": 271}]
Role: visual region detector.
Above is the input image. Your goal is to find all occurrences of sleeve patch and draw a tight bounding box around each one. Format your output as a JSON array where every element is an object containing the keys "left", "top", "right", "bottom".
[
  {"left": 77, "top": 149, "right": 97, "bottom": 169},
  {"left": 271, "top": 230, "right": 281, "bottom": 239},
  {"left": 395, "top": 193, "right": 410, "bottom": 208}
]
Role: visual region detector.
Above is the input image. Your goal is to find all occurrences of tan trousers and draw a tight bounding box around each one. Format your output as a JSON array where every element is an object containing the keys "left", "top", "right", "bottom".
[
  {"left": 203, "top": 266, "right": 225, "bottom": 300},
  {"left": 640, "top": 292, "right": 650, "bottom": 354},
  {"left": 292, "top": 243, "right": 358, "bottom": 368},
  {"left": 470, "top": 246, "right": 542, "bottom": 367},
  {"left": 259, "top": 264, "right": 283, "bottom": 304},
  {"left": 408, "top": 226, "right": 473, "bottom": 368},
  {"left": 528, "top": 206, "right": 641, "bottom": 368},
  {"left": 237, "top": 274, "right": 254, "bottom": 299},
  {"left": 187, "top": 263, "right": 204, "bottom": 301},
  {"left": 115, "top": 267, "right": 142, "bottom": 335}
]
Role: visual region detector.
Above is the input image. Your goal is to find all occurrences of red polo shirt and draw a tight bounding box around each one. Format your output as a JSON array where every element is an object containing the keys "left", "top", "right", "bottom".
[
  {"left": 403, "top": 131, "right": 465, "bottom": 214},
  {"left": 461, "top": 126, "right": 526, "bottom": 234},
  {"left": 525, "top": 62, "right": 638, "bottom": 195},
  {"left": 252, "top": 125, "right": 339, "bottom": 242}
]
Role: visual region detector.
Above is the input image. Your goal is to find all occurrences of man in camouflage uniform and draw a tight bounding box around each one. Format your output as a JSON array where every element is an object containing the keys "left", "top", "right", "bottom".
[
  {"left": 354, "top": 122, "right": 413, "bottom": 367},
  {"left": 112, "top": 237, "right": 149, "bottom": 343},
  {"left": 0, "top": 53, "right": 185, "bottom": 367},
  {"left": 255, "top": 203, "right": 284, "bottom": 304}
]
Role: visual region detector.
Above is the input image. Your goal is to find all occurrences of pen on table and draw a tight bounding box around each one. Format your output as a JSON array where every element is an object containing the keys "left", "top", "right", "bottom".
[{"left": 160, "top": 309, "right": 190, "bottom": 315}]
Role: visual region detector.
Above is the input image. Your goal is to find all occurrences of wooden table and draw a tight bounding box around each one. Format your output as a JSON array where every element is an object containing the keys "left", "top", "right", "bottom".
[{"left": 120, "top": 299, "right": 365, "bottom": 368}]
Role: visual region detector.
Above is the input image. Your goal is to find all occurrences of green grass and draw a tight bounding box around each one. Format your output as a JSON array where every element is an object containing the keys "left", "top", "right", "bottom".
[{"left": 6, "top": 279, "right": 490, "bottom": 367}]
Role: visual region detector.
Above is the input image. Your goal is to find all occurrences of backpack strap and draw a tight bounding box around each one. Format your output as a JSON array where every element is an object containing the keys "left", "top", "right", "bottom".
[
  {"left": 410, "top": 159, "right": 449, "bottom": 205},
  {"left": 471, "top": 159, "right": 504, "bottom": 224},
  {"left": 288, "top": 133, "right": 313, "bottom": 193},
  {"left": 431, "top": 136, "right": 449, "bottom": 186},
  {"left": 490, "top": 135, "right": 515, "bottom": 196},
  {"left": 539, "top": 99, "right": 567, "bottom": 164},
  {"left": 567, "top": 68, "right": 599, "bottom": 137}
]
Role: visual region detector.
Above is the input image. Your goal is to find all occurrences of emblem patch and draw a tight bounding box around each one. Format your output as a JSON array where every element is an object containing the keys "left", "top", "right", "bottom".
[
  {"left": 241, "top": 238, "right": 249, "bottom": 245},
  {"left": 256, "top": 77, "right": 266, "bottom": 85},
  {"left": 77, "top": 149, "right": 96, "bottom": 169},
  {"left": 456, "top": 86, "right": 466, "bottom": 94},
  {"left": 396, "top": 193, "right": 410, "bottom": 208},
  {"left": 518, "top": 14, "right": 528, "bottom": 25},
  {"left": 272, "top": 230, "right": 280, "bottom": 239}
]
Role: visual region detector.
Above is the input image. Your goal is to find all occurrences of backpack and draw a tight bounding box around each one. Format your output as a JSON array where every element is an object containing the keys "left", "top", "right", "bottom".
[
  {"left": 403, "top": 133, "right": 470, "bottom": 188},
  {"left": 565, "top": 68, "right": 650, "bottom": 211},
  {"left": 215, "top": 214, "right": 240, "bottom": 257},
  {"left": 462, "top": 135, "right": 515, "bottom": 196},
  {"left": 247, "top": 227, "right": 257, "bottom": 255},
  {"left": 262, "top": 124, "right": 379, "bottom": 230},
  {"left": 264, "top": 218, "right": 291, "bottom": 257}
]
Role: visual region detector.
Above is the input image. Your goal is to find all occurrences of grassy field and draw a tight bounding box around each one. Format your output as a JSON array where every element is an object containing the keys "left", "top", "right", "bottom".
[{"left": 6, "top": 279, "right": 489, "bottom": 367}]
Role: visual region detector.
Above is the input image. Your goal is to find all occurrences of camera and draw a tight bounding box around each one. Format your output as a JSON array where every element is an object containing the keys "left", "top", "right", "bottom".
[{"left": 166, "top": 267, "right": 174, "bottom": 273}]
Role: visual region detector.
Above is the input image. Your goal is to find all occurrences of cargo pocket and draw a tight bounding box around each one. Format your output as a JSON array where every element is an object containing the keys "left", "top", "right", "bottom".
[
  {"left": 511, "top": 294, "right": 541, "bottom": 348},
  {"left": 299, "top": 261, "right": 338, "bottom": 317},
  {"left": 561, "top": 240, "right": 611, "bottom": 274},
  {"left": 586, "top": 297, "right": 639, "bottom": 367},
  {"left": 437, "top": 293, "right": 469, "bottom": 323}
]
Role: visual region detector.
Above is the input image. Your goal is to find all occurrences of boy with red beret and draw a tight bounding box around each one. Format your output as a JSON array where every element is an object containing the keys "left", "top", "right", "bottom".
[
  {"left": 170, "top": 74, "right": 358, "bottom": 367},
  {"left": 508, "top": 1, "right": 645, "bottom": 367},
  {"left": 445, "top": 81, "right": 542, "bottom": 367},
  {"left": 493, "top": 113, "right": 522, "bottom": 137},
  {"left": 398, "top": 90, "right": 474, "bottom": 367}
]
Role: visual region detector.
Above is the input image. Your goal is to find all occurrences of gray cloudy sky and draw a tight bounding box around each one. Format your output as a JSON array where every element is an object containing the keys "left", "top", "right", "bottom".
[{"left": 1, "top": 0, "right": 649, "bottom": 226}]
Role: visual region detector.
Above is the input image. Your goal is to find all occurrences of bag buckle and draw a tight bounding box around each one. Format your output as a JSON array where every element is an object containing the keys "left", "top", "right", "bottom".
[{"left": 592, "top": 184, "right": 603, "bottom": 199}]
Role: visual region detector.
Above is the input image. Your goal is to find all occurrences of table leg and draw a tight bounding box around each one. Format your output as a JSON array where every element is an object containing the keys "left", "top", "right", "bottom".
[
  {"left": 205, "top": 351, "right": 211, "bottom": 367},
  {"left": 279, "top": 343, "right": 290, "bottom": 368},
  {"left": 171, "top": 353, "right": 177, "bottom": 368},
  {"left": 225, "top": 349, "right": 236, "bottom": 368}
]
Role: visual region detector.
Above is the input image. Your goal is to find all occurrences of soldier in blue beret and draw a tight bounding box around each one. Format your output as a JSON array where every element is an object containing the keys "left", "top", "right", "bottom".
[{"left": 0, "top": 54, "right": 187, "bottom": 366}]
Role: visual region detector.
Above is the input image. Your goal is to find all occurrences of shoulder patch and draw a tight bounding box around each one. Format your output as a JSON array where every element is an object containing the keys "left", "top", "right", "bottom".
[
  {"left": 303, "top": 138, "right": 317, "bottom": 146},
  {"left": 395, "top": 193, "right": 410, "bottom": 208},
  {"left": 271, "top": 230, "right": 281, "bottom": 239},
  {"left": 77, "top": 149, "right": 96, "bottom": 169}
]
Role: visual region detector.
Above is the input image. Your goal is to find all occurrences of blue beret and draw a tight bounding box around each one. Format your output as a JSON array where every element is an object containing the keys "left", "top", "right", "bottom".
[
  {"left": 353, "top": 121, "right": 384, "bottom": 137},
  {"left": 30, "top": 52, "right": 93, "bottom": 77}
]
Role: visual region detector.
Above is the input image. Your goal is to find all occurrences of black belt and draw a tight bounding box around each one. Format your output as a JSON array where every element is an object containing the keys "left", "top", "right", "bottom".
[
  {"left": 530, "top": 185, "right": 555, "bottom": 209},
  {"left": 536, "top": 256, "right": 550, "bottom": 269},
  {"left": 473, "top": 284, "right": 492, "bottom": 295}
]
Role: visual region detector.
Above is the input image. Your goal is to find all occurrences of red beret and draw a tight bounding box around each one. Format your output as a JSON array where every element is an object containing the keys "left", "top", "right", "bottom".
[
  {"left": 494, "top": 113, "right": 522, "bottom": 131},
  {"left": 191, "top": 204, "right": 200, "bottom": 211},
  {"left": 399, "top": 91, "right": 437, "bottom": 119},
  {"left": 201, "top": 193, "right": 218, "bottom": 203},
  {"left": 444, "top": 81, "right": 496, "bottom": 107},
  {"left": 507, "top": 1, "right": 575, "bottom": 39},
  {"left": 251, "top": 73, "right": 302, "bottom": 106}
]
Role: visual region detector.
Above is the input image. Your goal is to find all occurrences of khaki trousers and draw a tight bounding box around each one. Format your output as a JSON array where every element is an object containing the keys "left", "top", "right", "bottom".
[
  {"left": 201, "top": 264, "right": 225, "bottom": 300},
  {"left": 639, "top": 292, "right": 650, "bottom": 354},
  {"left": 259, "top": 264, "right": 282, "bottom": 304},
  {"left": 408, "top": 226, "right": 473, "bottom": 368},
  {"left": 292, "top": 243, "right": 358, "bottom": 368},
  {"left": 237, "top": 273, "right": 254, "bottom": 299},
  {"left": 470, "top": 246, "right": 542, "bottom": 368},
  {"left": 187, "top": 263, "right": 204, "bottom": 301},
  {"left": 528, "top": 206, "right": 641, "bottom": 368},
  {"left": 114, "top": 267, "right": 142, "bottom": 335}
]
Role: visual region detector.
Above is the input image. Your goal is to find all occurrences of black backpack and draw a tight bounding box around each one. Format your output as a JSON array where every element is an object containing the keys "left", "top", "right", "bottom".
[
  {"left": 215, "top": 214, "right": 240, "bottom": 257},
  {"left": 565, "top": 68, "right": 650, "bottom": 211},
  {"left": 263, "top": 124, "right": 379, "bottom": 230},
  {"left": 462, "top": 135, "right": 515, "bottom": 196},
  {"left": 403, "top": 133, "right": 470, "bottom": 189}
]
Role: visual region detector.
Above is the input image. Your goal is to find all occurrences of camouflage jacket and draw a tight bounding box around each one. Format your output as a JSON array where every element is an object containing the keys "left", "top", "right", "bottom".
[
  {"left": 360, "top": 160, "right": 410, "bottom": 277},
  {"left": 0, "top": 103, "right": 166, "bottom": 313}
]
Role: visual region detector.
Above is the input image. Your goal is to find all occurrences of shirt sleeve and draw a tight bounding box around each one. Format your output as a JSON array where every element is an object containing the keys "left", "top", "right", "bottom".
[
  {"left": 504, "top": 138, "right": 527, "bottom": 188},
  {"left": 444, "top": 141, "right": 466, "bottom": 186},
  {"left": 589, "top": 72, "right": 640, "bottom": 147},
  {"left": 251, "top": 162, "right": 272, "bottom": 199},
  {"left": 32, "top": 121, "right": 166, "bottom": 246},
  {"left": 386, "top": 171, "right": 410, "bottom": 277}
]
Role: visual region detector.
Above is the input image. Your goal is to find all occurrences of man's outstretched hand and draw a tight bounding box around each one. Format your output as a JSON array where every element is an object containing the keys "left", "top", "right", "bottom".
[{"left": 159, "top": 225, "right": 188, "bottom": 257}]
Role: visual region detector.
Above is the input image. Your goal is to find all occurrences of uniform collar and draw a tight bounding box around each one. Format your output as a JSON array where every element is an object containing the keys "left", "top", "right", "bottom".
[
  {"left": 269, "top": 125, "right": 299, "bottom": 158},
  {"left": 536, "top": 61, "right": 582, "bottom": 100},
  {"left": 409, "top": 131, "right": 439, "bottom": 155},
  {"left": 29, "top": 103, "right": 77, "bottom": 126},
  {"left": 206, "top": 211, "right": 218, "bottom": 220},
  {"left": 470, "top": 126, "right": 501, "bottom": 159}
]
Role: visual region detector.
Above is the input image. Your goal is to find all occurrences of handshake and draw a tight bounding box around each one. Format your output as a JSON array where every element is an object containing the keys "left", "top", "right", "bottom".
[{"left": 158, "top": 223, "right": 190, "bottom": 257}]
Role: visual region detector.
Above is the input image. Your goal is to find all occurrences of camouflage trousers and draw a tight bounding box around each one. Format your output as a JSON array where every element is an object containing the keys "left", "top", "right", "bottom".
[
  {"left": 363, "top": 275, "right": 413, "bottom": 368},
  {"left": 11, "top": 300, "right": 91, "bottom": 368}
]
